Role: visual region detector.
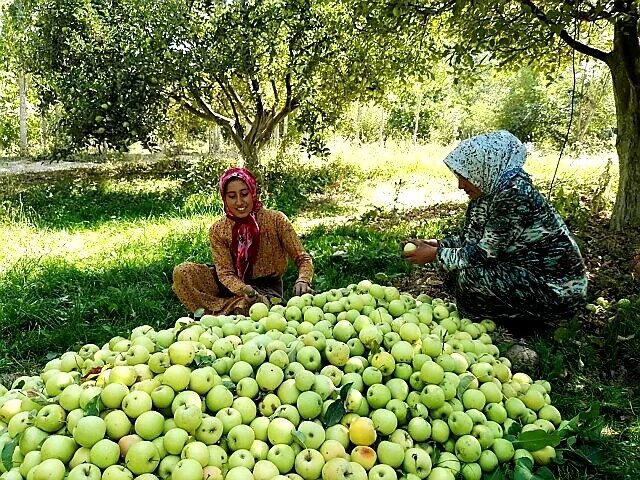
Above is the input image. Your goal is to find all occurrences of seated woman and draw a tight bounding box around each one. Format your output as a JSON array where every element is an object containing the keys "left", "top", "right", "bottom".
[
  {"left": 403, "top": 130, "right": 587, "bottom": 332},
  {"left": 173, "top": 167, "right": 314, "bottom": 315}
]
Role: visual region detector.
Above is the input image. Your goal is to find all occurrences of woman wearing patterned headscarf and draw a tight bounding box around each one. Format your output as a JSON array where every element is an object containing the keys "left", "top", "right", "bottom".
[
  {"left": 173, "top": 167, "right": 314, "bottom": 315},
  {"left": 403, "top": 131, "right": 587, "bottom": 332}
]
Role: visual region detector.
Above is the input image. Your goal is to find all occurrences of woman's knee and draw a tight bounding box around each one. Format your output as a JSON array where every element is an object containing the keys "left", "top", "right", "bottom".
[{"left": 172, "top": 262, "right": 198, "bottom": 285}]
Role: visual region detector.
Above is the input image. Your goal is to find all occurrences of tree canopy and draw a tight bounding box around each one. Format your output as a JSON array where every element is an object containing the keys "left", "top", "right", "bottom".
[{"left": 19, "top": 0, "right": 432, "bottom": 167}]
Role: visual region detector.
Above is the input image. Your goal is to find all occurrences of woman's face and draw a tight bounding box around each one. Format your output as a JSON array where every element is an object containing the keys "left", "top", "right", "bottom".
[
  {"left": 224, "top": 179, "right": 254, "bottom": 218},
  {"left": 457, "top": 174, "right": 482, "bottom": 200}
]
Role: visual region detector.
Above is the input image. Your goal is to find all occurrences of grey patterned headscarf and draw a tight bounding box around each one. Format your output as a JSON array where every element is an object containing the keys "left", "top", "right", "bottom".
[{"left": 444, "top": 130, "right": 527, "bottom": 195}]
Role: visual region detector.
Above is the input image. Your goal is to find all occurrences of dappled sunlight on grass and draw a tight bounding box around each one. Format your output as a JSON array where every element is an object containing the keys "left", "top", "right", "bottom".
[
  {"left": 101, "top": 177, "right": 184, "bottom": 195},
  {"left": 0, "top": 216, "right": 214, "bottom": 274}
]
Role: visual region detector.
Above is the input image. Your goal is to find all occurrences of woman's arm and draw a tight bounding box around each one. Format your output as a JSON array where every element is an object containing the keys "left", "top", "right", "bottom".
[
  {"left": 209, "top": 223, "right": 248, "bottom": 296},
  {"left": 275, "top": 212, "right": 314, "bottom": 285},
  {"left": 437, "top": 186, "right": 536, "bottom": 272}
]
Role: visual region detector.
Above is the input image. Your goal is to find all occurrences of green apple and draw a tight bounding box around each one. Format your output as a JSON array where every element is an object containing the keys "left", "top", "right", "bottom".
[
  {"left": 369, "top": 408, "right": 397, "bottom": 436},
  {"left": 31, "top": 458, "right": 66, "bottom": 480},
  {"left": 267, "top": 444, "right": 296, "bottom": 474},
  {"left": 471, "top": 424, "right": 494, "bottom": 449},
  {"left": 462, "top": 389, "right": 486, "bottom": 411},
  {"left": 294, "top": 448, "right": 325, "bottom": 479},
  {"left": 268, "top": 417, "right": 295, "bottom": 445},
  {"left": 174, "top": 403, "right": 202, "bottom": 433},
  {"left": 125, "top": 441, "right": 160, "bottom": 474},
  {"left": 505, "top": 397, "right": 527, "bottom": 420},
  {"left": 162, "top": 428, "right": 189, "bottom": 455},
  {"left": 447, "top": 411, "right": 473, "bottom": 436},
  {"left": 250, "top": 302, "right": 270, "bottom": 321},
  {"left": 58, "top": 384, "right": 83, "bottom": 412},
  {"left": 40, "top": 434, "right": 78, "bottom": 463},
  {"left": 296, "top": 391, "right": 323, "bottom": 420},
  {"left": 366, "top": 384, "right": 391, "bottom": 409},
  {"left": 257, "top": 363, "right": 285, "bottom": 391},
  {"left": 90, "top": 438, "right": 120, "bottom": 468},
  {"left": 227, "top": 424, "right": 255, "bottom": 451},
  {"left": 104, "top": 409, "right": 133, "bottom": 440},
  {"left": 73, "top": 415, "right": 106, "bottom": 448},
  {"left": 406, "top": 417, "right": 431, "bottom": 443},
  {"left": 253, "top": 459, "right": 280, "bottom": 480},
  {"left": 376, "top": 440, "right": 404, "bottom": 468},
  {"left": 172, "top": 458, "right": 203, "bottom": 480},
  {"left": 117, "top": 433, "right": 143, "bottom": 457},
  {"left": 67, "top": 462, "right": 102, "bottom": 480},
  {"left": 492, "top": 438, "right": 515, "bottom": 463},
  {"left": 403, "top": 447, "right": 432, "bottom": 478},
  {"left": 296, "top": 347, "right": 322, "bottom": 372},
  {"left": 484, "top": 403, "right": 507, "bottom": 423},
  {"left": 167, "top": 341, "right": 196, "bottom": 366},
  {"left": 181, "top": 441, "right": 209, "bottom": 467},
  {"left": 100, "top": 383, "right": 130, "bottom": 410},
  {"left": 455, "top": 435, "right": 482, "bottom": 463},
  {"left": 258, "top": 393, "right": 281, "bottom": 417},
  {"left": 162, "top": 365, "right": 191, "bottom": 392},
  {"left": 297, "top": 421, "right": 325, "bottom": 450},
  {"left": 135, "top": 411, "right": 165, "bottom": 440}
]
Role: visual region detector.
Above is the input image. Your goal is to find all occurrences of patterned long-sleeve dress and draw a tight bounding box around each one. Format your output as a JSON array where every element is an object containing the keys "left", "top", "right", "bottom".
[
  {"left": 436, "top": 174, "right": 587, "bottom": 328},
  {"left": 173, "top": 208, "right": 313, "bottom": 315}
]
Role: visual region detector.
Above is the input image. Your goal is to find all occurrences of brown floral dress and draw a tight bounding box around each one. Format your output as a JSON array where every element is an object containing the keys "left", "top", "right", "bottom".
[{"left": 173, "top": 208, "right": 314, "bottom": 315}]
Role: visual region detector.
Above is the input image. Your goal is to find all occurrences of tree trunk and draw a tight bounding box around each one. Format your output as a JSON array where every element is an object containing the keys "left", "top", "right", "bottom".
[
  {"left": 607, "top": 25, "right": 640, "bottom": 231},
  {"left": 355, "top": 104, "right": 362, "bottom": 144},
  {"left": 208, "top": 125, "right": 221, "bottom": 154},
  {"left": 237, "top": 141, "right": 260, "bottom": 173},
  {"left": 19, "top": 71, "right": 28, "bottom": 157},
  {"left": 413, "top": 92, "right": 423, "bottom": 145}
]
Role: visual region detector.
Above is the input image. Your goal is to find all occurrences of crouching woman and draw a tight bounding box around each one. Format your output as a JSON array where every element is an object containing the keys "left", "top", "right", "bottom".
[{"left": 173, "top": 167, "right": 314, "bottom": 315}]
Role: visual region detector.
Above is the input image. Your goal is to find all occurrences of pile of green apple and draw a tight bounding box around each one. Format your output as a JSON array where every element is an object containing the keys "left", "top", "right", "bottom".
[{"left": 0, "top": 280, "right": 565, "bottom": 480}]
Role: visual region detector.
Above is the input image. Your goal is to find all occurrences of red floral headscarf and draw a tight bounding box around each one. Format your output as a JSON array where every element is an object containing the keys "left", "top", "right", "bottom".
[{"left": 219, "top": 167, "right": 263, "bottom": 281}]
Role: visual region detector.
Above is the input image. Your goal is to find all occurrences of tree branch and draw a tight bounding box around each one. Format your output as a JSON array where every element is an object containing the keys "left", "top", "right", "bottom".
[
  {"left": 245, "top": 76, "right": 265, "bottom": 144},
  {"left": 227, "top": 82, "right": 252, "bottom": 124},
  {"left": 519, "top": 0, "right": 609, "bottom": 61},
  {"left": 216, "top": 76, "right": 244, "bottom": 137}
]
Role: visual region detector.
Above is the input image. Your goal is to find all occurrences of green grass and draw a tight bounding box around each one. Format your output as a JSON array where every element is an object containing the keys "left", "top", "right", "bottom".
[{"left": 0, "top": 141, "right": 637, "bottom": 479}]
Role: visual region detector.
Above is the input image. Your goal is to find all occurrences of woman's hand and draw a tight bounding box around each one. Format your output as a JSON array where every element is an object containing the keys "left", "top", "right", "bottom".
[
  {"left": 402, "top": 239, "right": 439, "bottom": 265},
  {"left": 294, "top": 280, "right": 314, "bottom": 296},
  {"left": 243, "top": 286, "right": 266, "bottom": 306}
]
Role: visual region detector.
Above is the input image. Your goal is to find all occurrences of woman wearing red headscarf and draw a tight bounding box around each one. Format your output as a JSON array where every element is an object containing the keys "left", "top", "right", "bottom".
[{"left": 172, "top": 167, "right": 314, "bottom": 315}]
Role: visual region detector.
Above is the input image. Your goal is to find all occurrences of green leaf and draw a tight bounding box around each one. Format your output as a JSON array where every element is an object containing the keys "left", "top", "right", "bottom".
[
  {"left": 292, "top": 430, "right": 307, "bottom": 449},
  {"left": 456, "top": 373, "right": 474, "bottom": 398},
  {"left": 323, "top": 400, "right": 346, "bottom": 427},
  {"left": 534, "top": 466, "right": 555, "bottom": 479},
  {"left": 339, "top": 383, "right": 354, "bottom": 402},
  {"left": 484, "top": 467, "right": 506, "bottom": 480},
  {"left": 288, "top": 341, "right": 300, "bottom": 363},
  {"left": 573, "top": 444, "right": 605, "bottom": 465},
  {"left": 84, "top": 394, "right": 102, "bottom": 416},
  {"left": 193, "top": 308, "right": 205, "bottom": 319},
  {"left": 195, "top": 353, "right": 215, "bottom": 367},
  {"left": 513, "top": 430, "right": 561, "bottom": 451},
  {"left": 222, "top": 380, "right": 236, "bottom": 392},
  {"left": 2, "top": 436, "right": 19, "bottom": 472}
]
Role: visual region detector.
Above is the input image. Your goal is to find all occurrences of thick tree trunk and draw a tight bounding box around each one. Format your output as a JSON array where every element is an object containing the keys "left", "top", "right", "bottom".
[
  {"left": 607, "top": 26, "right": 640, "bottom": 231},
  {"left": 237, "top": 141, "right": 260, "bottom": 173},
  {"left": 19, "top": 71, "right": 28, "bottom": 156}
]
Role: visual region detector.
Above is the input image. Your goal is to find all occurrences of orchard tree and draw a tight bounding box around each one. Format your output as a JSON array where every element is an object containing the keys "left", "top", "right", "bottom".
[
  {"left": 20, "top": 0, "right": 430, "bottom": 168},
  {"left": 389, "top": 0, "right": 639, "bottom": 231}
]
